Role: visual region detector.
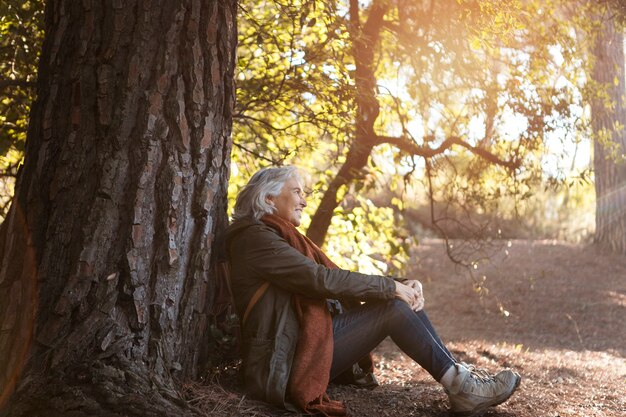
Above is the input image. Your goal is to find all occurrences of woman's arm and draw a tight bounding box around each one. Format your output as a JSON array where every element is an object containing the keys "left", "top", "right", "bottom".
[{"left": 232, "top": 224, "right": 396, "bottom": 301}]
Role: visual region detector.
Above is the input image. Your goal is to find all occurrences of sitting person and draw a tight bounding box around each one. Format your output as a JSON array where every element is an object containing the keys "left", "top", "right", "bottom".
[{"left": 224, "top": 166, "right": 521, "bottom": 416}]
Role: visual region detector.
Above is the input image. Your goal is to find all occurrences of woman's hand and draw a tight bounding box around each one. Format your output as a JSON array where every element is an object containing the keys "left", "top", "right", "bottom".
[{"left": 394, "top": 280, "right": 425, "bottom": 312}]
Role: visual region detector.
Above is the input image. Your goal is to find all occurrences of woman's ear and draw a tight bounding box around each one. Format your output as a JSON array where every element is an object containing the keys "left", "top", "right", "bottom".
[{"left": 265, "top": 195, "right": 274, "bottom": 206}]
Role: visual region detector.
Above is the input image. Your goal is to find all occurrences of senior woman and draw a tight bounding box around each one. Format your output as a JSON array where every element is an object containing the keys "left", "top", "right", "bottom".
[{"left": 224, "top": 166, "right": 520, "bottom": 416}]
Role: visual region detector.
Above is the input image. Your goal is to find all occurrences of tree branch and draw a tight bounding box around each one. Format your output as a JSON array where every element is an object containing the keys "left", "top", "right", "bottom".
[
  {"left": 373, "top": 134, "right": 520, "bottom": 169},
  {"left": 232, "top": 142, "right": 283, "bottom": 165},
  {"left": 234, "top": 113, "right": 327, "bottom": 132}
]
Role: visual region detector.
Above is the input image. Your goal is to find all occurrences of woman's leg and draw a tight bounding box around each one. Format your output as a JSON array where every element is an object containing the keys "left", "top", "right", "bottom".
[
  {"left": 331, "top": 299, "right": 522, "bottom": 416},
  {"left": 330, "top": 299, "right": 456, "bottom": 382}
]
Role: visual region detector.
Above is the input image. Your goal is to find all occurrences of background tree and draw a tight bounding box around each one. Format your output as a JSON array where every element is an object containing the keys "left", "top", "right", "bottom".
[
  {"left": 234, "top": 0, "right": 593, "bottom": 273},
  {"left": 0, "top": 0, "right": 236, "bottom": 415},
  {"left": 589, "top": 2, "right": 626, "bottom": 254}
]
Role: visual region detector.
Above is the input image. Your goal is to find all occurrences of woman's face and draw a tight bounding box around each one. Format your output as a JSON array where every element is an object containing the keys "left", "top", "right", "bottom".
[{"left": 267, "top": 176, "right": 307, "bottom": 226}]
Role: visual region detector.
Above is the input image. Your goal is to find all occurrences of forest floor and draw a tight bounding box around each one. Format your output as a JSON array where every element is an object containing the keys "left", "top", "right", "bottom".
[{"left": 185, "top": 239, "right": 626, "bottom": 417}]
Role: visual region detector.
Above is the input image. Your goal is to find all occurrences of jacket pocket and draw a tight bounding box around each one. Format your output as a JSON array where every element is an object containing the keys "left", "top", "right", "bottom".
[{"left": 242, "top": 337, "right": 274, "bottom": 400}]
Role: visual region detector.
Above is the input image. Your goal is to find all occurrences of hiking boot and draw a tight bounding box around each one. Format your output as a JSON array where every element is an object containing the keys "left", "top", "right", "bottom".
[{"left": 445, "top": 363, "right": 521, "bottom": 416}]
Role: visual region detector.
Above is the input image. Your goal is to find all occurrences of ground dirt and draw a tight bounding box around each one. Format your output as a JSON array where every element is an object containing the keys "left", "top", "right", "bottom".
[{"left": 185, "top": 239, "right": 626, "bottom": 417}]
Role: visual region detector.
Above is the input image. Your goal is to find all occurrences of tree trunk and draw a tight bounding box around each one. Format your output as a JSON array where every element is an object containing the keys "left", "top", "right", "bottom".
[
  {"left": 591, "top": 12, "right": 626, "bottom": 254},
  {"left": 306, "top": 0, "right": 387, "bottom": 246},
  {"left": 0, "top": 0, "right": 236, "bottom": 415}
]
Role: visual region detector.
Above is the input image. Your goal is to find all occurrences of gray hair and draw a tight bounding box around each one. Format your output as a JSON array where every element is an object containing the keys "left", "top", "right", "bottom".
[{"left": 233, "top": 166, "right": 301, "bottom": 220}]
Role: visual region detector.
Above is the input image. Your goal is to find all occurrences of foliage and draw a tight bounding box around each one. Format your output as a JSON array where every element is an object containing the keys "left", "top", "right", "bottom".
[
  {"left": 232, "top": 0, "right": 602, "bottom": 275},
  {"left": 0, "top": 0, "right": 43, "bottom": 220},
  {"left": 0, "top": 0, "right": 611, "bottom": 271}
]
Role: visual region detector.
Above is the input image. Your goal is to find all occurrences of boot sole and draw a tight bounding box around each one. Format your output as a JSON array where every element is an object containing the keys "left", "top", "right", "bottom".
[{"left": 451, "top": 374, "right": 522, "bottom": 417}]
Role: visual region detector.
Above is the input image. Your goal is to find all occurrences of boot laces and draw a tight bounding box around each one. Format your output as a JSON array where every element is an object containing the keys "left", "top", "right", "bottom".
[{"left": 461, "top": 362, "right": 496, "bottom": 383}]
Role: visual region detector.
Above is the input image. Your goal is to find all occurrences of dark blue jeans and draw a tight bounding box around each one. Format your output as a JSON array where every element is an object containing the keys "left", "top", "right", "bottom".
[{"left": 330, "top": 299, "right": 456, "bottom": 382}]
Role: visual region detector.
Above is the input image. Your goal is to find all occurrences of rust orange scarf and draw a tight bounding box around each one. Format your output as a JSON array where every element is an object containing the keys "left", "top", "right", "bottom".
[{"left": 261, "top": 214, "right": 346, "bottom": 416}]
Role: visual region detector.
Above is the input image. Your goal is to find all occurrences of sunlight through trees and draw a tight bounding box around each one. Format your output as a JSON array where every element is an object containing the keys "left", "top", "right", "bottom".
[{"left": 232, "top": 0, "right": 611, "bottom": 272}]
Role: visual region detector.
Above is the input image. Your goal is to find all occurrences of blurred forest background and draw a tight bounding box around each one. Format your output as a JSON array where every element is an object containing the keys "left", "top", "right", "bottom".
[{"left": 2, "top": 0, "right": 625, "bottom": 277}]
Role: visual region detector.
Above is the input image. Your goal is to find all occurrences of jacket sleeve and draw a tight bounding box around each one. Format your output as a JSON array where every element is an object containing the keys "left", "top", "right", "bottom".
[{"left": 232, "top": 224, "right": 396, "bottom": 301}]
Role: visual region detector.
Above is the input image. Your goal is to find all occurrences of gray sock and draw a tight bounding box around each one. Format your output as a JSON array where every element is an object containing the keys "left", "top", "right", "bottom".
[{"left": 440, "top": 363, "right": 461, "bottom": 388}]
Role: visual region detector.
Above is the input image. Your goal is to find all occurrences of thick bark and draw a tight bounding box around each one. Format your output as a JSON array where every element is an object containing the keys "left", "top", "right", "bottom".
[
  {"left": 591, "top": 13, "right": 626, "bottom": 254},
  {"left": 0, "top": 0, "right": 236, "bottom": 415}
]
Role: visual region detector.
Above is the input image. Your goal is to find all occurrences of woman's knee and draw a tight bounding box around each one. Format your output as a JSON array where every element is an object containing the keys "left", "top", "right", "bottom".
[{"left": 384, "top": 298, "right": 414, "bottom": 317}]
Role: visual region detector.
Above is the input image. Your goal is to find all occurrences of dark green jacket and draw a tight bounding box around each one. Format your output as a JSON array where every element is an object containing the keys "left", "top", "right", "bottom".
[{"left": 224, "top": 217, "right": 397, "bottom": 409}]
